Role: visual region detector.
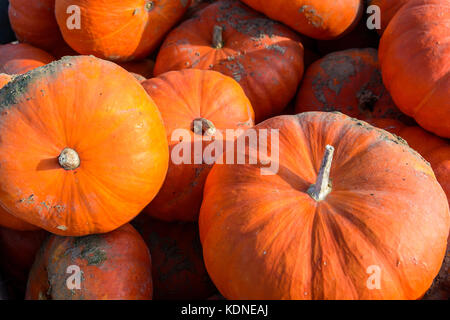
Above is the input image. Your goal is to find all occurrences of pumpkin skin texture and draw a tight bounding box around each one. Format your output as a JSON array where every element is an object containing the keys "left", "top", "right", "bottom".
[
  {"left": 141, "top": 69, "right": 254, "bottom": 221},
  {"left": 379, "top": 0, "right": 450, "bottom": 138},
  {"left": 369, "top": 0, "right": 411, "bottom": 34},
  {"left": 0, "top": 43, "right": 55, "bottom": 74},
  {"left": 239, "top": 0, "right": 364, "bottom": 40},
  {"left": 0, "top": 227, "right": 48, "bottom": 293},
  {"left": 154, "top": 0, "right": 304, "bottom": 123},
  {"left": 55, "top": 0, "right": 192, "bottom": 62},
  {"left": 199, "top": 112, "right": 450, "bottom": 300},
  {"left": 132, "top": 214, "right": 216, "bottom": 300},
  {"left": 25, "top": 224, "right": 153, "bottom": 300},
  {"left": 0, "top": 206, "right": 39, "bottom": 231},
  {"left": 0, "top": 73, "right": 12, "bottom": 89},
  {"left": 8, "top": 0, "right": 65, "bottom": 52},
  {"left": 0, "top": 0, "right": 15, "bottom": 44},
  {"left": 368, "top": 118, "right": 450, "bottom": 203},
  {"left": 0, "top": 55, "right": 169, "bottom": 236},
  {"left": 295, "top": 48, "right": 412, "bottom": 124}
]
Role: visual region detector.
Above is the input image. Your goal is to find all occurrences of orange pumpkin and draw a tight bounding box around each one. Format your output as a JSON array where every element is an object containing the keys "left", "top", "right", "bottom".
[
  {"left": 199, "top": 112, "right": 449, "bottom": 299},
  {"left": 0, "top": 55, "right": 169, "bottom": 236},
  {"left": 141, "top": 69, "right": 254, "bottom": 221},
  {"left": 0, "top": 43, "right": 54, "bottom": 74},
  {"left": 368, "top": 118, "right": 450, "bottom": 202},
  {"left": 55, "top": 0, "right": 192, "bottom": 61},
  {"left": 239, "top": 0, "right": 364, "bottom": 40},
  {"left": 132, "top": 214, "right": 216, "bottom": 300},
  {"left": 154, "top": 0, "right": 304, "bottom": 123},
  {"left": 379, "top": 0, "right": 450, "bottom": 138},
  {"left": 26, "top": 224, "right": 153, "bottom": 300},
  {"left": 295, "top": 48, "right": 412, "bottom": 124},
  {"left": 8, "top": 0, "right": 65, "bottom": 52},
  {"left": 369, "top": 0, "right": 412, "bottom": 34}
]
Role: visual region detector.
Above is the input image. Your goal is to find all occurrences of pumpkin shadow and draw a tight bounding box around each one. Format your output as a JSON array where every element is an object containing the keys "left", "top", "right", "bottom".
[{"left": 36, "top": 157, "right": 60, "bottom": 171}]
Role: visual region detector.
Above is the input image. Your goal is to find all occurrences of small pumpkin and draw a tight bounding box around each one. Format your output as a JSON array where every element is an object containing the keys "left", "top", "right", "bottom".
[
  {"left": 0, "top": 43, "right": 54, "bottom": 74},
  {"left": 8, "top": 0, "right": 65, "bottom": 52},
  {"left": 0, "top": 0, "right": 15, "bottom": 44},
  {"left": 379, "top": 0, "right": 450, "bottom": 138},
  {"left": 295, "top": 48, "right": 412, "bottom": 124},
  {"left": 368, "top": 118, "right": 450, "bottom": 202},
  {"left": 369, "top": 0, "right": 412, "bottom": 34},
  {"left": 55, "top": 0, "right": 192, "bottom": 61},
  {"left": 132, "top": 214, "right": 216, "bottom": 300},
  {"left": 141, "top": 69, "right": 254, "bottom": 221},
  {"left": 0, "top": 55, "right": 169, "bottom": 236},
  {"left": 0, "top": 227, "right": 48, "bottom": 292},
  {"left": 25, "top": 224, "right": 153, "bottom": 300},
  {"left": 154, "top": 0, "right": 304, "bottom": 122},
  {"left": 199, "top": 112, "right": 449, "bottom": 299},
  {"left": 239, "top": 0, "right": 364, "bottom": 40}
]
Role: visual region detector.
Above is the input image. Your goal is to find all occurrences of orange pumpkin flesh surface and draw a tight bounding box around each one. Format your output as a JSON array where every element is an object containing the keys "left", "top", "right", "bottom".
[
  {"left": 239, "top": 0, "right": 364, "bottom": 40},
  {"left": 141, "top": 69, "right": 254, "bottom": 221},
  {"left": 0, "top": 74, "right": 12, "bottom": 89},
  {"left": 0, "top": 227, "right": 48, "bottom": 292},
  {"left": 0, "top": 43, "right": 55, "bottom": 74},
  {"left": 0, "top": 55, "right": 169, "bottom": 236},
  {"left": 368, "top": 118, "right": 450, "bottom": 202},
  {"left": 8, "top": 0, "right": 65, "bottom": 52},
  {"left": 25, "top": 224, "right": 153, "bottom": 300},
  {"left": 153, "top": 0, "right": 305, "bottom": 123},
  {"left": 132, "top": 214, "right": 217, "bottom": 300},
  {"left": 379, "top": 0, "right": 450, "bottom": 138},
  {"left": 369, "top": 0, "right": 412, "bottom": 34},
  {"left": 199, "top": 112, "right": 449, "bottom": 299},
  {"left": 295, "top": 48, "right": 411, "bottom": 124},
  {"left": 55, "top": 0, "right": 192, "bottom": 62}
]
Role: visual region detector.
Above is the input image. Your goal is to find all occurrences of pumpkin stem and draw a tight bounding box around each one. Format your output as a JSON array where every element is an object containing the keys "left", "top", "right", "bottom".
[
  {"left": 58, "top": 148, "right": 80, "bottom": 171},
  {"left": 212, "top": 25, "right": 224, "bottom": 49},
  {"left": 307, "top": 145, "right": 334, "bottom": 201},
  {"left": 191, "top": 118, "right": 216, "bottom": 136}
]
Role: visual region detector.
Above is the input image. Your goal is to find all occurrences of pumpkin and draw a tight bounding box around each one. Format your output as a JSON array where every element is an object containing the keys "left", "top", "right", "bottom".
[
  {"left": 154, "top": 0, "right": 304, "bottom": 123},
  {"left": 141, "top": 69, "right": 254, "bottom": 221},
  {"left": 422, "top": 236, "right": 449, "bottom": 300},
  {"left": 379, "top": 0, "right": 450, "bottom": 138},
  {"left": 118, "top": 59, "right": 155, "bottom": 80},
  {"left": 199, "top": 112, "right": 449, "bottom": 299},
  {"left": 54, "top": 0, "right": 192, "bottom": 62},
  {"left": 0, "top": 55, "right": 169, "bottom": 236},
  {"left": 8, "top": 0, "right": 65, "bottom": 52},
  {"left": 295, "top": 48, "right": 412, "bottom": 124},
  {"left": 239, "top": 0, "right": 364, "bottom": 40},
  {"left": 0, "top": 43, "right": 54, "bottom": 74},
  {"left": 25, "top": 224, "right": 153, "bottom": 300},
  {"left": 132, "top": 214, "right": 216, "bottom": 300},
  {"left": 0, "top": 0, "right": 15, "bottom": 44},
  {"left": 0, "top": 207, "right": 39, "bottom": 231},
  {"left": 369, "top": 0, "right": 411, "bottom": 34},
  {"left": 0, "top": 227, "right": 48, "bottom": 292},
  {"left": 368, "top": 118, "right": 450, "bottom": 202}
]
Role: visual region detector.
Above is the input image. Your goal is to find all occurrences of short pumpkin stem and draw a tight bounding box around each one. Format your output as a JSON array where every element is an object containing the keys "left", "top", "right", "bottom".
[
  {"left": 212, "top": 25, "right": 224, "bottom": 49},
  {"left": 191, "top": 118, "right": 216, "bottom": 136},
  {"left": 58, "top": 148, "right": 80, "bottom": 171},
  {"left": 307, "top": 145, "right": 334, "bottom": 201}
]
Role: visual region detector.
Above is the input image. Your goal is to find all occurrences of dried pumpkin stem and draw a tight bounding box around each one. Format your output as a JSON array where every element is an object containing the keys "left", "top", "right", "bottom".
[
  {"left": 212, "top": 25, "right": 224, "bottom": 49},
  {"left": 191, "top": 118, "right": 216, "bottom": 136},
  {"left": 58, "top": 148, "right": 80, "bottom": 171},
  {"left": 307, "top": 145, "right": 334, "bottom": 201}
]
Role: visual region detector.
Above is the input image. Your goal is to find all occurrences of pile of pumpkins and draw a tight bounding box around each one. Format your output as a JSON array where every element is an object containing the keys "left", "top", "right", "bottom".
[{"left": 0, "top": 0, "right": 448, "bottom": 300}]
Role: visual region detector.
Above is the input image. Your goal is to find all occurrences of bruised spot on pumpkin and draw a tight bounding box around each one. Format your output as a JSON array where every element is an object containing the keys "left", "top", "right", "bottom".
[
  {"left": 57, "top": 225, "right": 68, "bottom": 231},
  {"left": 73, "top": 235, "right": 109, "bottom": 266},
  {"left": 299, "top": 5, "right": 324, "bottom": 28}
]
